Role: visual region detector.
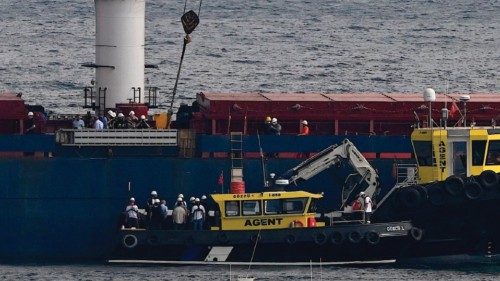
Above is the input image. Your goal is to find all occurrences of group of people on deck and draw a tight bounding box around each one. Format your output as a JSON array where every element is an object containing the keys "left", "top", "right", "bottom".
[
  {"left": 123, "top": 190, "right": 209, "bottom": 231},
  {"left": 72, "top": 110, "right": 150, "bottom": 130}
]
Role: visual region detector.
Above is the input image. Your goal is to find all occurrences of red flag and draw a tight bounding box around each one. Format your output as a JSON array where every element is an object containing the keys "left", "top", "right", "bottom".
[
  {"left": 218, "top": 171, "right": 224, "bottom": 185},
  {"left": 450, "top": 101, "right": 459, "bottom": 118}
]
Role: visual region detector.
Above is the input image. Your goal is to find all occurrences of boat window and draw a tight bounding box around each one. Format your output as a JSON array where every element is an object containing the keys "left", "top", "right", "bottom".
[
  {"left": 283, "top": 198, "right": 307, "bottom": 214},
  {"left": 486, "top": 140, "right": 500, "bottom": 165},
  {"left": 225, "top": 201, "right": 240, "bottom": 217},
  {"left": 264, "top": 200, "right": 282, "bottom": 215},
  {"left": 242, "top": 200, "right": 261, "bottom": 216},
  {"left": 413, "top": 141, "right": 434, "bottom": 166},
  {"left": 472, "top": 140, "right": 487, "bottom": 165},
  {"left": 307, "top": 198, "right": 317, "bottom": 213},
  {"left": 452, "top": 142, "right": 467, "bottom": 175}
]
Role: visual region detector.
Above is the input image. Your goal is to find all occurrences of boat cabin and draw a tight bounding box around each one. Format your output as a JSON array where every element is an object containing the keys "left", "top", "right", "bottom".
[
  {"left": 211, "top": 191, "right": 323, "bottom": 231},
  {"left": 412, "top": 127, "right": 500, "bottom": 184}
]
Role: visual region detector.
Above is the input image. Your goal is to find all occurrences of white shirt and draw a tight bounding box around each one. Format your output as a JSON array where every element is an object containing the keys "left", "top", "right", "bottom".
[
  {"left": 365, "top": 196, "right": 372, "bottom": 213},
  {"left": 94, "top": 119, "right": 104, "bottom": 130},
  {"left": 126, "top": 205, "right": 139, "bottom": 219},
  {"left": 191, "top": 205, "right": 205, "bottom": 220}
]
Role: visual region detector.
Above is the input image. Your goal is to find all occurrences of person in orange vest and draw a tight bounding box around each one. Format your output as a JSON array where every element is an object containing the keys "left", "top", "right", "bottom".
[
  {"left": 298, "top": 120, "right": 310, "bottom": 136},
  {"left": 297, "top": 120, "right": 310, "bottom": 158}
]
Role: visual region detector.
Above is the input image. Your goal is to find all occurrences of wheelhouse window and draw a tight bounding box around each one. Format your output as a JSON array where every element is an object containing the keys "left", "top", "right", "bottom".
[
  {"left": 472, "top": 140, "right": 487, "bottom": 165},
  {"left": 486, "top": 140, "right": 500, "bottom": 165},
  {"left": 264, "top": 199, "right": 281, "bottom": 215},
  {"left": 283, "top": 198, "right": 307, "bottom": 214},
  {"left": 225, "top": 201, "right": 240, "bottom": 217},
  {"left": 242, "top": 200, "right": 261, "bottom": 216},
  {"left": 413, "top": 141, "right": 434, "bottom": 166}
]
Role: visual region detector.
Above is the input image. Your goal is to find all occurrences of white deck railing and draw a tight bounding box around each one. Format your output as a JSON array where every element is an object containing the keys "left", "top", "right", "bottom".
[{"left": 56, "top": 129, "right": 178, "bottom": 146}]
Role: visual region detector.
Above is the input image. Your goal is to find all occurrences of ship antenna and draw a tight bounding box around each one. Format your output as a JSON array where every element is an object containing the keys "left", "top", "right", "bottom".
[{"left": 169, "top": 2, "right": 202, "bottom": 113}]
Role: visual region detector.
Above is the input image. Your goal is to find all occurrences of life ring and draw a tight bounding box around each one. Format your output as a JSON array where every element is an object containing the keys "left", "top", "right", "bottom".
[
  {"left": 398, "top": 186, "right": 422, "bottom": 209},
  {"left": 365, "top": 231, "right": 380, "bottom": 245},
  {"left": 285, "top": 234, "right": 297, "bottom": 245},
  {"left": 331, "top": 231, "right": 344, "bottom": 245},
  {"left": 479, "top": 170, "right": 498, "bottom": 189},
  {"left": 217, "top": 233, "right": 229, "bottom": 244},
  {"left": 348, "top": 231, "right": 362, "bottom": 244},
  {"left": 464, "top": 182, "right": 482, "bottom": 200},
  {"left": 428, "top": 185, "right": 446, "bottom": 206},
  {"left": 122, "top": 234, "right": 138, "bottom": 249},
  {"left": 410, "top": 227, "right": 424, "bottom": 241},
  {"left": 444, "top": 176, "right": 464, "bottom": 196},
  {"left": 147, "top": 235, "right": 159, "bottom": 246},
  {"left": 314, "top": 232, "right": 328, "bottom": 245}
]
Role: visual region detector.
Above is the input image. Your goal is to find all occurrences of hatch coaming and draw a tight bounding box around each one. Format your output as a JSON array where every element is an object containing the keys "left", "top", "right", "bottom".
[
  {"left": 211, "top": 191, "right": 322, "bottom": 231},
  {"left": 412, "top": 127, "right": 500, "bottom": 184}
]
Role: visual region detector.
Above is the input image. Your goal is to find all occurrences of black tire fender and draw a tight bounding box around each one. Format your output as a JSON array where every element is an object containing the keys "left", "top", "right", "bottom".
[
  {"left": 444, "top": 176, "right": 464, "bottom": 196},
  {"left": 285, "top": 234, "right": 297, "bottom": 245},
  {"left": 398, "top": 186, "right": 422, "bottom": 209},
  {"left": 479, "top": 170, "right": 498, "bottom": 189},
  {"left": 464, "top": 182, "right": 482, "bottom": 200},
  {"left": 410, "top": 227, "right": 424, "bottom": 241},
  {"left": 365, "top": 231, "right": 380, "bottom": 245},
  {"left": 314, "top": 232, "right": 328, "bottom": 245},
  {"left": 331, "top": 231, "right": 344, "bottom": 245},
  {"left": 428, "top": 185, "right": 446, "bottom": 206},
  {"left": 348, "top": 231, "right": 362, "bottom": 244},
  {"left": 122, "top": 234, "right": 138, "bottom": 249}
]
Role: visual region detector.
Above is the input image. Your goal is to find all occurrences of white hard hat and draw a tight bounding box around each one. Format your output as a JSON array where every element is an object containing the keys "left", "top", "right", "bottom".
[
  {"left": 129, "top": 197, "right": 135, "bottom": 201},
  {"left": 195, "top": 198, "right": 200, "bottom": 203},
  {"left": 269, "top": 173, "right": 276, "bottom": 178},
  {"left": 271, "top": 118, "right": 277, "bottom": 123},
  {"left": 302, "top": 120, "right": 308, "bottom": 125},
  {"left": 151, "top": 190, "right": 157, "bottom": 196},
  {"left": 129, "top": 111, "right": 135, "bottom": 116},
  {"left": 178, "top": 194, "right": 184, "bottom": 198},
  {"left": 140, "top": 115, "right": 146, "bottom": 120},
  {"left": 177, "top": 197, "right": 182, "bottom": 202},
  {"left": 359, "top": 192, "right": 365, "bottom": 196},
  {"left": 118, "top": 113, "right": 124, "bottom": 118},
  {"left": 107, "top": 110, "right": 116, "bottom": 118},
  {"left": 201, "top": 195, "right": 207, "bottom": 200},
  {"left": 28, "top": 112, "right": 34, "bottom": 116},
  {"left": 189, "top": 196, "right": 195, "bottom": 201}
]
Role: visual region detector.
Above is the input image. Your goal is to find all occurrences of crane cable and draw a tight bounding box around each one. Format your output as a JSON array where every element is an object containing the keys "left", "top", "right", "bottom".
[{"left": 169, "top": 0, "right": 203, "bottom": 113}]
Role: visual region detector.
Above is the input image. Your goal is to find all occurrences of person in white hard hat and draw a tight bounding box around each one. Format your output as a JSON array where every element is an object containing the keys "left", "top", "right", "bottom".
[
  {"left": 298, "top": 120, "right": 310, "bottom": 136},
  {"left": 137, "top": 115, "right": 150, "bottom": 129},
  {"left": 146, "top": 190, "right": 159, "bottom": 221},
  {"left": 125, "top": 197, "right": 139, "bottom": 229},
  {"left": 172, "top": 197, "right": 188, "bottom": 230},
  {"left": 360, "top": 192, "right": 373, "bottom": 223},
  {"left": 191, "top": 198, "right": 206, "bottom": 231},
  {"left": 114, "top": 112, "right": 128, "bottom": 129},
  {"left": 25, "top": 112, "right": 36, "bottom": 134},
  {"left": 127, "top": 111, "right": 139, "bottom": 128},
  {"left": 107, "top": 110, "right": 116, "bottom": 128},
  {"left": 270, "top": 117, "right": 281, "bottom": 136}
]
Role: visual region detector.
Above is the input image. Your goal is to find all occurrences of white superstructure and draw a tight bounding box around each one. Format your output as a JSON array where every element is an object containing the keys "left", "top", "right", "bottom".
[{"left": 95, "top": 0, "right": 145, "bottom": 109}]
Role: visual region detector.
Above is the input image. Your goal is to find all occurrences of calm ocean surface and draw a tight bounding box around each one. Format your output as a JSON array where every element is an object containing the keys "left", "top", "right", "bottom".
[
  {"left": 0, "top": 0, "right": 499, "bottom": 278},
  {"left": 0, "top": 0, "right": 498, "bottom": 113},
  {"left": 0, "top": 262, "right": 499, "bottom": 280}
]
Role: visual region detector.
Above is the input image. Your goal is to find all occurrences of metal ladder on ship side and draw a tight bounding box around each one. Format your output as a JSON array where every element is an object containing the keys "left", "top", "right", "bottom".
[{"left": 230, "top": 132, "right": 244, "bottom": 182}]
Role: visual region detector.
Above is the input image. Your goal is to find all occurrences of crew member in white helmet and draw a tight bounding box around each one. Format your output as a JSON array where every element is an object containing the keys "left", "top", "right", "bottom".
[
  {"left": 191, "top": 198, "right": 205, "bottom": 231},
  {"left": 25, "top": 112, "right": 36, "bottom": 134},
  {"left": 127, "top": 111, "right": 139, "bottom": 128},
  {"left": 125, "top": 197, "right": 139, "bottom": 229},
  {"left": 137, "top": 115, "right": 150, "bottom": 129},
  {"left": 360, "top": 192, "right": 373, "bottom": 223},
  {"left": 146, "top": 190, "right": 159, "bottom": 220}
]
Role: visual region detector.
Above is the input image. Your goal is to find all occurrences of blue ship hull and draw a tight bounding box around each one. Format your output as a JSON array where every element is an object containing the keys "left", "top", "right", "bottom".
[{"left": 0, "top": 134, "right": 409, "bottom": 260}]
